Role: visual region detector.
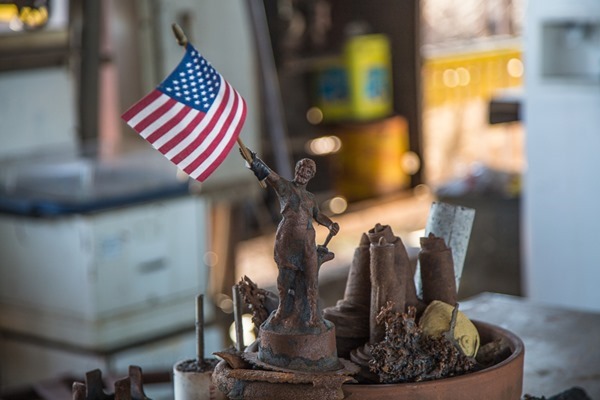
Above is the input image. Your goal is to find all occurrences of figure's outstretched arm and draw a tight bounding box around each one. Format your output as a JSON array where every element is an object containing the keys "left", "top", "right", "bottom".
[{"left": 240, "top": 149, "right": 281, "bottom": 186}]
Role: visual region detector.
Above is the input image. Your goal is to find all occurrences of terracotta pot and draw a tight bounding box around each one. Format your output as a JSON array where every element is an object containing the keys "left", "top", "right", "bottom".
[{"left": 342, "top": 320, "right": 524, "bottom": 400}]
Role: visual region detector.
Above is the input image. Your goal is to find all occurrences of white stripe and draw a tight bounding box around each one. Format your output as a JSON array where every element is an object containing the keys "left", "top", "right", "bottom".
[
  {"left": 139, "top": 102, "right": 186, "bottom": 139},
  {"left": 151, "top": 108, "right": 200, "bottom": 148},
  {"left": 164, "top": 76, "right": 228, "bottom": 160},
  {"left": 126, "top": 93, "right": 170, "bottom": 127},
  {"left": 188, "top": 91, "right": 246, "bottom": 179},
  {"left": 175, "top": 80, "right": 235, "bottom": 169}
]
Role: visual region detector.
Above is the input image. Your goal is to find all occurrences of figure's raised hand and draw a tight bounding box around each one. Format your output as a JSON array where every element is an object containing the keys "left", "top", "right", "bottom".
[{"left": 330, "top": 222, "right": 340, "bottom": 236}]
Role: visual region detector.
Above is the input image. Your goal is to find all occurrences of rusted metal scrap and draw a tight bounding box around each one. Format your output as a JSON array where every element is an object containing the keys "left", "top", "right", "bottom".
[
  {"left": 213, "top": 360, "right": 356, "bottom": 400},
  {"left": 237, "top": 275, "right": 279, "bottom": 328},
  {"left": 72, "top": 366, "right": 151, "bottom": 400},
  {"left": 368, "top": 302, "right": 476, "bottom": 384},
  {"left": 523, "top": 387, "right": 592, "bottom": 400}
]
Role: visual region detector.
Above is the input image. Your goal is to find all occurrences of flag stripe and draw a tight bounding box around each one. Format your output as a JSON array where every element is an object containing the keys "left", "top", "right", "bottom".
[
  {"left": 178, "top": 79, "right": 235, "bottom": 171},
  {"left": 183, "top": 84, "right": 241, "bottom": 175},
  {"left": 121, "top": 89, "right": 162, "bottom": 122},
  {"left": 163, "top": 76, "right": 230, "bottom": 162},
  {"left": 146, "top": 105, "right": 195, "bottom": 145},
  {"left": 195, "top": 95, "right": 247, "bottom": 181},
  {"left": 125, "top": 92, "right": 169, "bottom": 128},
  {"left": 154, "top": 111, "right": 203, "bottom": 154},
  {"left": 135, "top": 98, "right": 183, "bottom": 137},
  {"left": 169, "top": 77, "right": 232, "bottom": 165}
]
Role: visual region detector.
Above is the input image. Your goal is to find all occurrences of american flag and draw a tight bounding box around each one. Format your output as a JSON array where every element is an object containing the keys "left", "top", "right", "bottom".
[{"left": 122, "top": 44, "right": 247, "bottom": 182}]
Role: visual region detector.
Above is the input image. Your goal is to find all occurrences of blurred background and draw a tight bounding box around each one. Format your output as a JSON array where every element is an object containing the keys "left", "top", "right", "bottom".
[{"left": 1, "top": 0, "right": 599, "bottom": 398}]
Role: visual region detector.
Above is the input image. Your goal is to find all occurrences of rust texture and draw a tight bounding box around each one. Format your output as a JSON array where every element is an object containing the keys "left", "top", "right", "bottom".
[
  {"left": 241, "top": 154, "right": 344, "bottom": 372},
  {"left": 343, "top": 320, "right": 524, "bottom": 400},
  {"left": 323, "top": 233, "right": 371, "bottom": 357},
  {"left": 367, "top": 224, "right": 422, "bottom": 312},
  {"left": 368, "top": 302, "right": 476, "bottom": 384},
  {"left": 248, "top": 157, "right": 339, "bottom": 332},
  {"left": 72, "top": 366, "right": 150, "bottom": 400},
  {"left": 258, "top": 321, "right": 341, "bottom": 371},
  {"left": 419, "top": 233, "right": 457, "bottom": 306},
  {"left": 237, "top": 275, "right": 279, "bottom": 328},
  {"left": 213, "top": 360, "right": 355, "bottom": 400},
  {"left": 350, "top": 224, "right": 425, "bottom": 381}
]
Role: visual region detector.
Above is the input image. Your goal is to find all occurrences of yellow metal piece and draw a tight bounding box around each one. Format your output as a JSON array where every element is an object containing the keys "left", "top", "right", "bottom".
[{"left": 419, "top": 300, "right": 480, "bottom": 357}]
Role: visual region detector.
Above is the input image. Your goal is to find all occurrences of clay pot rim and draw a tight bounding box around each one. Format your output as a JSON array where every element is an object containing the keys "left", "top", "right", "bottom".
[{"left": 344, "top": 319, "right": 524, "bottom": 388}]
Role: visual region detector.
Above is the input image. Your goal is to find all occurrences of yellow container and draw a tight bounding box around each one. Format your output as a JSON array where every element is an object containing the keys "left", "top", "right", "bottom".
[
  {"left": 316, "top": 34, "right": 393, "bottom": 122},
  {"left": 334, "top": 115, "right": 410, "bottom": 201},
  {"left": 345, "top": 34, "right": 393, "bottom": 120}
]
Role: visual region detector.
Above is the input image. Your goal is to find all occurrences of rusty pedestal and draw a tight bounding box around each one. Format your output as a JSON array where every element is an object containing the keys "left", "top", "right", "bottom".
[{"left": 257, "top": 317, "right": 341, "bottom": 372}]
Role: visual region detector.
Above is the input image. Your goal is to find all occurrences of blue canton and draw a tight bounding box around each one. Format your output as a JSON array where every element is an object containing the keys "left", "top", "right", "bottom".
[{"left": 158, "top": 44, "right": 221, "bottom": 112}]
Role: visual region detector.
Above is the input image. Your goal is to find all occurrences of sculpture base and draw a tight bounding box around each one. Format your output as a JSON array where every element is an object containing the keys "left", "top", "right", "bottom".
[{"left": 257, "top": 320, "right": 341, "bottom": 372}]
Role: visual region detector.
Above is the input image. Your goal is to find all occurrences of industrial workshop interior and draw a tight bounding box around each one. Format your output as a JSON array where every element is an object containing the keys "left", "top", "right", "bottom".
[{"left": 1, "top": 0, "right": 599, "bottom": 399}]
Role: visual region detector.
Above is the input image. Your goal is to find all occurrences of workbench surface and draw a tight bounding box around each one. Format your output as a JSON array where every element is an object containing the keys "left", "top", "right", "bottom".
[{"left": 461, "top": 292, "right": 600, "bottom": 399}]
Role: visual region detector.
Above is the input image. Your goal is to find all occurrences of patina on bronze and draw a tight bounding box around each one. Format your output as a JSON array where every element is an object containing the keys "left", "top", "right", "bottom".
[{"left": 243, "top": 151, "right": 342, "bottom": 371}]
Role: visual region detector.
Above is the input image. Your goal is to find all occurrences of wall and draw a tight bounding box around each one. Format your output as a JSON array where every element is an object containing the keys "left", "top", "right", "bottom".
[{"left": 524, "top": 0, "right": 600, "bottom": 312}]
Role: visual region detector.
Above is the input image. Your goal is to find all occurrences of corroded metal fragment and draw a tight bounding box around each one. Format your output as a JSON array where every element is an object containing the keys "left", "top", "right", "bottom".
[
  {"left": 368, "top": 303, "right": 476, "bottom": 383},
  {"left": 213, "top": 360, "right": 356, "bottom": 400},
  {"left": 419, "top": 233, "right": 457, "bottom": 306}
]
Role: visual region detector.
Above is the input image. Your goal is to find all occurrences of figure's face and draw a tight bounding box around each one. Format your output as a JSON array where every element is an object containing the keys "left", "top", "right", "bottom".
[{"left": 294, "top": 159, "right": 315, "bottom": 185}]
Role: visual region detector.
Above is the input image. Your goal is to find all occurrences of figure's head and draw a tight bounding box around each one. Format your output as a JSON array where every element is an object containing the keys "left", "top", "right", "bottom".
[{"left": 294, "top": 158, "right": 316, "bottom": 185}]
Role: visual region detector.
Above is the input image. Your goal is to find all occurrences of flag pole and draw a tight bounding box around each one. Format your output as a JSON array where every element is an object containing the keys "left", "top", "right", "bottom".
[{"left": 171, "top": 23, "right": 266, "bottom": 189}]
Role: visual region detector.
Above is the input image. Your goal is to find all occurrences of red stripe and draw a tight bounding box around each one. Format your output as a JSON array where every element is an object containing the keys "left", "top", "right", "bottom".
[
  {"left": 170, "top": 83, "right": 232, "bottom": 165},
  {"left": 146, "top": 106, "right": 193, "bottom": 144},
  {"left": 133, "top": 97, "right": 177, "bottom": 133},
  {"left": 183, "top": 88, "right": 240, "bottom": 175},
  {"left": 157, "top": 111, "right": 204, "bottom": 155},
  {"left": 197, "top": 97, "right": 247, "bottom": 181},
  {"left": 121, "top": 90, "right": 162, "bottom": 122}
]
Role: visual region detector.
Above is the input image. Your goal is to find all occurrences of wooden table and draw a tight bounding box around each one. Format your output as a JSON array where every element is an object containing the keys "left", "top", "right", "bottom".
[{"left": 461, "top": 292, "right": 600, "bottom": 399}]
